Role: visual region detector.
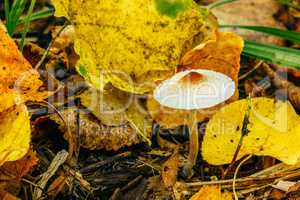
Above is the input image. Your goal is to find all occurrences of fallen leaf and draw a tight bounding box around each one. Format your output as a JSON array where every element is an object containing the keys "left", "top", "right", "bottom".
[
  {"left": 0, "top": 105, "right": 31, "bottom": 166},
  {"left": 161, "top": 149, "right": 179, "bottom": 188},
  {"left": 0, "top": 150, "right": 38, "bottom": 197},
  {"left": 0, "top": 191, "right": 20, "bottom": 200},
  {"left": 190, "top": 185, "right": 232, "bottom": 200},
  {"left": 147, "top": 31, "right": 243, "bottom": 128},
  {"left": 51, "top": 108, "right": 145, "bottom": 151},
  {"left": 202, "top": 97, "right": 300, "bottom": 165},
  {"left": 79, "top": 87, "right": 129, "bottom": 126},
  {"left": 0, "top": 21, "right": 48, "bottom": 112},
  {"left": 79, "top": 87, "right": 153, "bottom": 144},
  {"left": 51, "top": 0, "right": 217, "bottom": 94}
]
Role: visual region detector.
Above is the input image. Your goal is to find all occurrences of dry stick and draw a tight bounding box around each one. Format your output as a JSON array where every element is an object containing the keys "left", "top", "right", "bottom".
[
  {"left": 239, "top": 60, "right": 264, "bottom": 81},
  {"left": 35, "top": 23, "right": 68, "bottom": 69},
  {"left": 262, "top": 63, "right": 300, "bottom": 111},
  {"left": 80, "top": 152, "right": 132, "bottom": 173},
  {"left": 33, "top": 150, "right": 69, "bottom": 200},
  {"left": 223, "top": 96, "right": 252, "bottom": 178}
]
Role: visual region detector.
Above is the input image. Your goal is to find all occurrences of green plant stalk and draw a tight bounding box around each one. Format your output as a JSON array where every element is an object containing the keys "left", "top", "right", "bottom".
[
  {"left": 243, "top": 40, "right": 300, "bottom": 69},
  {"left": 18, "top": 8, "right": 55, "bottom": 25},
  {"left": 20, "top": 0, "right": 36, "bottom": 51},
  {"left": 221, "top": 25, "right": 300, "bottom": 43},
  {"left": 207, "top": 0, "right": 237, "bottom": 10},
  {"left": 4, "top": 0, "right": 10, "bottom": 24},
  {"left": 5, "top": 0, "right": 27, "bottom": 36}
]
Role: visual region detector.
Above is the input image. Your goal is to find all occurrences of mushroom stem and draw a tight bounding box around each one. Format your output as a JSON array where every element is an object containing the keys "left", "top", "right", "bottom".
[{"left": 187, "top": 110, "right": 199, "bottom": 167}]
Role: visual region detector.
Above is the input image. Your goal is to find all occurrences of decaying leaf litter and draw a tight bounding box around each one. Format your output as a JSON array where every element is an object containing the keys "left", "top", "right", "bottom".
[{"left": 1, "top": 0, "right": 300, "bottom": 199}]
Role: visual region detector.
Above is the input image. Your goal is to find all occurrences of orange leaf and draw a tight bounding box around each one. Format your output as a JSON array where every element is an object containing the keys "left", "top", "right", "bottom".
[
  {"left": 0, "top": 21, "right": 49, "bottom": 112},
  {"left": 190, "top": 185, "right": 232, "bottom": 200},
  {"left": 161, "top": 149, "right": 179, "bottom": 188}
]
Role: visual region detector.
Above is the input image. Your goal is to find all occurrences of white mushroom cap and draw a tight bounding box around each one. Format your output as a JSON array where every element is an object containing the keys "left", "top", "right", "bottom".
[{"left": 153, "top": 69, "right": 235, "bottom": 110}]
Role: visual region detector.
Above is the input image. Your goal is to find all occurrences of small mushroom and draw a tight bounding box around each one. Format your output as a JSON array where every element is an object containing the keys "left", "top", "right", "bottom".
[{"left": 153, "top": 69, "right": 235, "bottom": 176}]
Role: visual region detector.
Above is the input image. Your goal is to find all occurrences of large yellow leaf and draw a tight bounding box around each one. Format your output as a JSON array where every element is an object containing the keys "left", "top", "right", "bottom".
[
  {"left": 147, "top": 32, "right": 243, "bottom": 128},
  {"left": 202, "top": 97, "right": 300, "bottom": 165},
  {"left": 0, "top": 105, "right": 30, "bottom": 166},
  {"left": 51, "top": 0, "right": 217, "bottom": 94}
]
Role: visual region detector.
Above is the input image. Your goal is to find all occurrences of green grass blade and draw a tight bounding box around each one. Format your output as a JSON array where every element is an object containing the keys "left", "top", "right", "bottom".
[
  {"left": 221, "top": 25, "right": 300, "bottom": 43},
  {"left": 243, "top": 40, "right": 300, "bottom": 69},
  {"left": 207, "top": 0, "right": 238, "bottom": 10},
  {"left": 7, "top": 0, "right": 27, "bottom": 36},
  {"left": 18, "top": 8, "right": 55, "bottom": 24},
  {"left": 4, "top": 0, "right": 10, "bottom": 23},
  {"left": 20, "top": 0, "right": 36, "bottom": 51}
]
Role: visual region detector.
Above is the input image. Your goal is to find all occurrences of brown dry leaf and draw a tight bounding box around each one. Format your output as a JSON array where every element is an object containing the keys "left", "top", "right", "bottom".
[
  {"left": 161, "top": 149, "right": 179, "bottom": 188},
  {"left": 190, "top": 185, "right": 232, "bottom": 200},
  {"left": 0, "top": 21, "right": 49, "bottom": 113},
  {"left": 51, "top": 109, "right": 142, "bottom": 151},
  {"left": 147, "top": 31, "right": 243, "bottom": 128},
  {"left": 212, "top": 0, "right": 285, "bottom": 45},
  {"left": 0, "top": 150, "right": 38, "bottom": 197},
  {"left": 79, "top": 87, "right": 153, "bottom": 144},
  {"left": 0, "top": 150, "right": 38, "bottom": 180},
  {"left": 0, "top": 191, "right": 20, "bottom": 200}
]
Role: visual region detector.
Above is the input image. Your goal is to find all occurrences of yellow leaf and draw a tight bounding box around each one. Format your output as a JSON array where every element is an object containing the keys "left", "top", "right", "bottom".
[
  {"left": 51, "top": 0, "right": 217, "bottom": 94},
  {"left": 190, "top": 185, "right": 232, "bottom": 200},
  {"left": 0, "top": 105, "right": 30, "bottom": 166},
  {"left": 79, "top": 87, "right": 152, "bottom": 145},
  {"left": 147, "top": 32, "right": 243, "bottom": 128},
  {"left": 202, "top": 97, "right": 300, "bottom": 165}
]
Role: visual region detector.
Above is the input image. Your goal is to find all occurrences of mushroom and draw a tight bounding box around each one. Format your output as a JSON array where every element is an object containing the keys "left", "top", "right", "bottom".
[{"left": 153, "top": 69, "right": 235, "bottom": 175}]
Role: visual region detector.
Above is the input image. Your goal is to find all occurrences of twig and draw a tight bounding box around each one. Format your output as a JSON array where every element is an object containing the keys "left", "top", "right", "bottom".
[
  {"left": 80, "top": 152, "right": 132, "bottom": 173},
  {"left": 239, "top": 60, "right": 264, "bottom": 80},
  {"left": 33, "top": 150, "right": 69, "bottom": 200},
  {"left": 223, "top": 96, "right": 252, "bottom": 178},
  {"left": 35, "top": 23, "right": 68, "bottom": 69}
]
